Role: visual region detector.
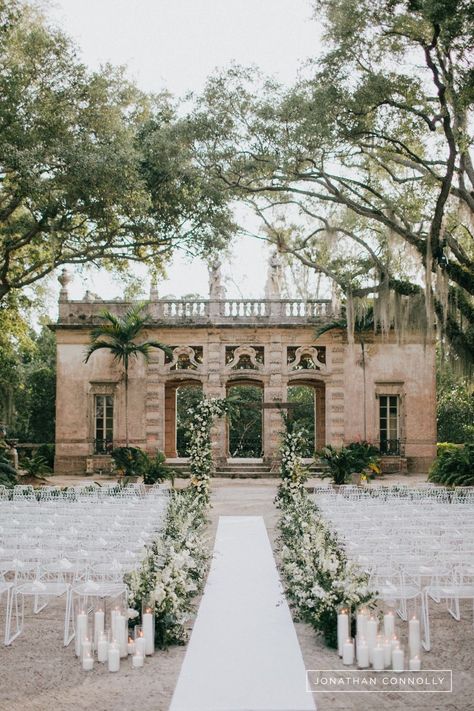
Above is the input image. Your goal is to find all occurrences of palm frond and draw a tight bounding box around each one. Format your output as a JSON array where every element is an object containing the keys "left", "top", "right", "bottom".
[{"left": 84, "top": 339, "right": 120, "bottom": 363}]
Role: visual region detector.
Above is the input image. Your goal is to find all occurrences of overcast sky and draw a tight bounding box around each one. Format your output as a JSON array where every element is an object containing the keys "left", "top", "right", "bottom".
[{"left": 48, "top": 0, "right": 322, "bottom": 300}]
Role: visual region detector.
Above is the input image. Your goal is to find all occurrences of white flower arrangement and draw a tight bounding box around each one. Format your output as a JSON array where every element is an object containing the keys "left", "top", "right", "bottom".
[
  {"left": 126, "top": 490, "right": 210, "bottom": 648},
  {"left": 187, "top": 397, "right": 228, "bottom": 502},
  {"left": 275, "top": 427, "right": 374, "bottom": 648},
  {"left": 275, "top": 425, "right": 309, "bottom": 506}
]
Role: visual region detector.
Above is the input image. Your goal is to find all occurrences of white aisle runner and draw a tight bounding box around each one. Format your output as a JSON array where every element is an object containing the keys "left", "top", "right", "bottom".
[{"left": 169, "top": 516, "right": 316, "bottom": 711}]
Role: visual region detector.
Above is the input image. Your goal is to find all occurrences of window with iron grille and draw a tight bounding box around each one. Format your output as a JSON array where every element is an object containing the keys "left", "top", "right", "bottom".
[
  {"left": 94, "top": 394, "right": 114, "bottom": 454},
  {"left": 379, "top": 395, "right": 400, "bottom": 455}
]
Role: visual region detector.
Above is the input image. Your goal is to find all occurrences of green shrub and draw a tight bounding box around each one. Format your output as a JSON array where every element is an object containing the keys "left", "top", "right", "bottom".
[
  {"left": 346, "top": 441, "right": 381, "bottom": 475},
  {"left": 317, "top": 442, "right": 381, "bottom": 484},
  {"left": 20, "top": 454, "right": 51, "bottom": 478},
  {"left": 437, "top": 442, "right": 463, "bottom": 457},
  {"left": 429, "top": 444, "right": 474, "bottom": 487},
  {"left": 143, "top": 451, "right": 174, "bottom": 485},
  {"left": 112, "top": 447, "right": 148, "bottom": 477},
  {"left": 36, "top": 444, "right": 55, "bottom": 469},
  {"left": 316, "top": 445, "right": 354, "bottom": 485},
  {"left": 437, "top": 380, "right": 474, "bottom": 444},
  {"left": 0, "top": 451, "right": 17, "bottom": 488}
]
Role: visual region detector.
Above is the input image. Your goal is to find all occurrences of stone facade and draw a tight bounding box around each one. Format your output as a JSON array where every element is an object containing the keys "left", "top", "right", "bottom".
[{"left": 52, "top": 281, "right": 436, "bottom": 474}]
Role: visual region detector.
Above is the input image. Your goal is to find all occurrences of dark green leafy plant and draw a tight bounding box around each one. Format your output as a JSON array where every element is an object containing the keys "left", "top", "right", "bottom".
[
  {"left": 112, "top": 446, "right": 148, "bottom": 477},
  {"left": 0, "top": 450, "right": 17, "bottom": 488},
  {"left": 36, "top": 444, "right": 55, "bottom": 469},
  {"left": 143, "top": 451, "right": 174, "bottom": 486},
  {"left": 429, "top": 444, "right": 474, "bottom": 487},
  {"left": 316, "top": 445, "right": 355, "bottom": 485},
  {"left": 346, "top": 441, "right": 381, "bottom": 476},
  {"left": 20, "top": 454, "right": 51, "bottom": 478}
]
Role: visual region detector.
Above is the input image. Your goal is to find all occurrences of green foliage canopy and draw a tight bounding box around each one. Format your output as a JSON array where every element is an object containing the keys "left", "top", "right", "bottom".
[{"left": 0, "top": 1, "right": 234, "bottom": 302}]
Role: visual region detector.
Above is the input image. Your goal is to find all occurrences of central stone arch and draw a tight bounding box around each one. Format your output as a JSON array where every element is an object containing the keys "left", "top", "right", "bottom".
[
  {"left": 226, "top": 378, "right": 264, "bottom": 460},
  {"left": 164, "top": 377, "right": 203, "bottom": 458},
  {"left": 286, "top": 376, "right": 326, "bottom": 454}
]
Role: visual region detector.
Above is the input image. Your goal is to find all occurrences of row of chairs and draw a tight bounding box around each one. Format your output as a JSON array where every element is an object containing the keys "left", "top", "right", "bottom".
[
  {"left": 314, "top": 490, "right": 474, "bottom": 650},
  {"left": 0, "top": 485, "right": 169, "bottom": 647}
]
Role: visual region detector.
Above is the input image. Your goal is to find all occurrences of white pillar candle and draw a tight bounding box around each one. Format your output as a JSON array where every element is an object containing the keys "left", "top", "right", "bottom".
[
  {"left": 383, "top": 637, "right": 392, "bottom": 667},
  {"left": 337, "top": 609, "right": 349, "bottom": 657},
  {"left": 356, "top": 608, "right": 368, "bottom": 640},
  {"left": 127, "top": 637, "right": 135, "bottom": 655},
  {"left": 82, "top": 653, "right": 94, "bottom": 671},
  {"left": 366, "top": 616, "right": 378, "bottom": 663},
  {"left": 409, "top": 655, "right": 421, "bottom": 671},
  {"left": 372, "top": 645, "right": 384, "bottom": 671},
  {"left": 75, "top": 611, "right": 88, "bottom": 657},
  {"left": 110, "top": 608, "right": 119, "bottom": 639},
  {"left": 391, "top": 634, "right": 400, "bottom": 651},
  {"left": 81, "top": 638, "right": 92, "bottom": 661},
  {"left": 392, "top": 646, "right": 404, "bottom": 672},
  {"left": 408, "top": 616, "right": 421, "bottom": 659},
  {"left": 97, "top": 634, "right": 108, "bottom": 663},
  {"left": 135, "top": 633, "right": 146, "bottom": 657},
  {"left": 342, "top": 639, "right": 354, "bottom": 666},
  {"left": 132, "top": 653, "right": 144, "bottom": 669},
  {"left": 108, "top": 642, "right": 120, "bottom": 672},
  {"left": 356, "top": 637, "right": 369, "bottom": 668},
  {"left": 94, "top": 609, "right": 104, "bottom": 650},
  {"left": 142, "top": 607, "right": 155, "bottom": 655},
  {"left": 383, "top": 611, "right": 395, "bottom": 638},
  {"left": 117, "top": 614, "right": 127, "bottom": 658}
]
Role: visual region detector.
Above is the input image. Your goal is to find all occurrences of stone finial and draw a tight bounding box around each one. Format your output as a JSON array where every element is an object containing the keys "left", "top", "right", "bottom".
[
  {"left": 265, "top": 251, "right": 283, "bottom": 299},
  {"left": 208, "top": 256, "right": 225, "bottom": 300},
  {"left": 58, "top": 268, "right": 72, "bottom": 302},
  {"left": 149, "top": 278, "right": 159, "bottom": 301}
]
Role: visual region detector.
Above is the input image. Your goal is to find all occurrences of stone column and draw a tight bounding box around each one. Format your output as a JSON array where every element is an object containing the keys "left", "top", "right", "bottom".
[
  {"left": 164, "top": 384, "right": 177, "bottom": 457},
  {"left": 145, "top": 354, "right": 165, "bottom": 455},
  {"left": 315, "top": 384, "right": 326, "bottom": 449},
  {"left": 204, "top": 333, "right": 227, "bottom": 464},
  {"left": 263, "top": 335, "right": 285, "bottom": 464}
]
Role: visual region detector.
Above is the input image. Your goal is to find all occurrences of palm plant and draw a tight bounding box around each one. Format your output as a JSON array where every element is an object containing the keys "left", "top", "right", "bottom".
[{"left": 84, "top": 303, "right": 171, "bottom": 447}]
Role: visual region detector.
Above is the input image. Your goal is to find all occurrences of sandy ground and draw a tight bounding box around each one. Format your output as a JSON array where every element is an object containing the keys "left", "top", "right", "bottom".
[{"left": 1, "top": 477, "right": 472, "bottom": 711}]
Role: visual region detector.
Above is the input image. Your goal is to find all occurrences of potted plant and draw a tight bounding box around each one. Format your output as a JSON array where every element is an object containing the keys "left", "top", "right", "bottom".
[
  {"left": 346, "top": 441, "right": 381, "bottom": 484},
  {"left": 316, "top": 445, "right": 355, "bottom": 487}
]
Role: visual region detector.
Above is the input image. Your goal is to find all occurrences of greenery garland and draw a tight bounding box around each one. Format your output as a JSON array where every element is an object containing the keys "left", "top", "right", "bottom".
[
  {"left": 187, "top": 397, "right": 229, "bottom": 503},
  {"left": 274, "top": 425, "right": 309, "bottom": 506}
]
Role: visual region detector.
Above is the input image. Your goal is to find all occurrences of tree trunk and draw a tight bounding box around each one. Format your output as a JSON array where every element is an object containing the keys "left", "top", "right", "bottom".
[
  {"left": 361, "top": 339, "right": 367, "bottom": 441},
  {"left": 124, "top": 363, "right": 129, "bottom": 448}
]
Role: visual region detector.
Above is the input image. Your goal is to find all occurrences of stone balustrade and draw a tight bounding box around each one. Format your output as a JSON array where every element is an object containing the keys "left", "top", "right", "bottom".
[{"left": 57, "top": 297, "right": 335, "bottom": 326}]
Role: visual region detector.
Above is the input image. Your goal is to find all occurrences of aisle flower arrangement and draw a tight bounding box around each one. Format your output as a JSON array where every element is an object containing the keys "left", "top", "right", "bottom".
[
  {"left": 274, "top": 426, "right": 309, "bottom": 506},
  {"left": 275, "top": 428, "right": 374, "bottom": 648},
  {"left": 126, "top": 490, "right": 210, "bottom": 648},
  {"left": 187, "top": 397, "right": 229, "bottom": 502}
]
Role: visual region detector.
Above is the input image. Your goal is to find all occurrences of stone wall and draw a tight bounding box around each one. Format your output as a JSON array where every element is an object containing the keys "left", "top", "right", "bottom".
[{"left": 53, "top": 298, "right": 436, "bottom": 474}]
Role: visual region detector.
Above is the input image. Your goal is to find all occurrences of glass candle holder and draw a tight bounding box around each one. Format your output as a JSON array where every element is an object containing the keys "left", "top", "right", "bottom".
[
  {"left": 134, "top": 625, "right": 147, "bottom": 657},
  {"left": 142, "top": 599, "right": 155, "bottom": 656}
]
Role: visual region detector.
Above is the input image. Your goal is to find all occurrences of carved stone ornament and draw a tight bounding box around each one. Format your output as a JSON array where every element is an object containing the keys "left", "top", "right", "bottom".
[
  {"left": 288, "top": 346, "right": 327, "bottom": 372},
  {"left": 166, "top": 346, "right": 201, "bottom": 371},
  {"left": 226, "top": 345, "right": 262, "bottom": 371}
]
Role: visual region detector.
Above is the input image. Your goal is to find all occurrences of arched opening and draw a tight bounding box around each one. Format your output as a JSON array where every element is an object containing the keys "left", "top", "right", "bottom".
[
  {"left": 227, "top": 382, "right": 263, "bottom": 458},
  {"left": 164, "top": 380, "right": 203, "bottom": 458},
  {"left": 287, "top": 381, "right": 326, "bottom": 455},
  {"left": 176, "top": 384, "right": 203, "bottom": 456}
]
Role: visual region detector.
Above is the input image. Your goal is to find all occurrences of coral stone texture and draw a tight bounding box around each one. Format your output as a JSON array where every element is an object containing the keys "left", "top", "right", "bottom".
[{"left": 53, "top": 292, "right": 436, "bottom": 474}]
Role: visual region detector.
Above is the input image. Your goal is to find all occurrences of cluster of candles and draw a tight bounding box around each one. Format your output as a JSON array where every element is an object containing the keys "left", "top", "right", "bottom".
[
  {"left": 75, "top": 605, "right": 155, "bottom": 672},
  {"left": 337, "top": 608, "right": 422, "bottom": 672}
]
